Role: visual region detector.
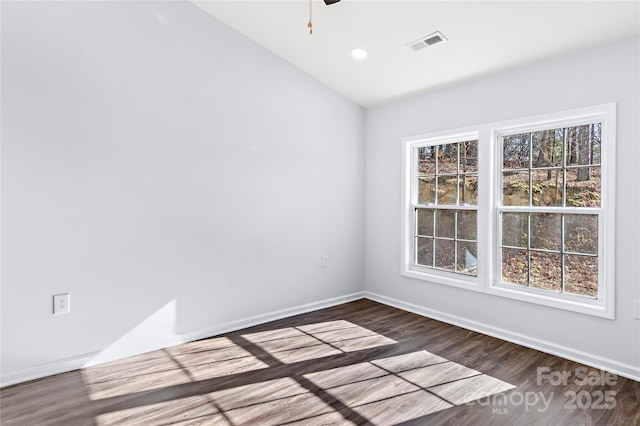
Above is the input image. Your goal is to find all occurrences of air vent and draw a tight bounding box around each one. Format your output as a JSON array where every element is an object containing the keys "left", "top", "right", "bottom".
[{"left": 407, "top": 31, "right": 447, "bottom": 52}]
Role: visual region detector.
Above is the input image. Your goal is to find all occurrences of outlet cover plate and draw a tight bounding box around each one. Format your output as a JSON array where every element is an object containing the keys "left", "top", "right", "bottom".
[{"left": 53, "top": 293, "right": 70, "bottom": 315}]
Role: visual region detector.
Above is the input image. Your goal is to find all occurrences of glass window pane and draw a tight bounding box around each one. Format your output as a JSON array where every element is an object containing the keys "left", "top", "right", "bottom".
[
  {"left": 566, "top": 124, "right": 600, "bottom": 167},
  {"left": 564, "top": 255, "right": 598, "bottom": 298},
  {"left": 566, "top": 167, "right": 601, "bottom": 207},
  {"left": 459, "top": 174, "right": 478, "bottom": 206},
  {"left": 434, "top": 239, "right": 455, "bottom": 271},
  {"left": 503, "top": 134, "right": 530, "bottom": 170},
  {"left": 503, "top": 171, "right": 529, "bottom": 206},
  {"left": 591, "top": 123, "right": 602, "bottom": 165},
  {"left": 502, "top": 213, "right": 528, "bottom": 248},
  {"left": 457, "top": 211, "right": 477, "bottom": 241},
  {"left": 502, "top": 248, "right": 528, "bottom": 286},
  {"left": 435, "top": 210, "right": 455, "bottom": 239},
  {"left": 530, "top": 252, "right": 561, "bottom": 292},
  {"left": 436, "top": 176, "right": 458, "bottom": 205},
  {"left": 531, "top": 169, "right": 563, "bottom": 207},
  {"left": 530, "top": 213, "right": 561, "bottom": 251},
  {"left": 418, "top": 146, "right": 437, "bottom": 175},
  {"left": 457, "top": 242, "right": 477, "bottom": 276},
  {"left": 564, "top": 214, "right": 598, "bottom": 255},
  {"left": 413, "top": 139, "right": 484, "bottom": 278},
  {"left": 495, "top": 121, "right": 604, "bottom": 299},
  {"left": 532, "top": 129, "right": 563, "bottom": 168},
  {"left": 418, "top": 177, "right": 435, "bottom": 204},
  {"left": 416, "top": 209, "right": 434, "bottom": 236},
  {"left": 438, "top": 144, "right": 458, "bottom": 174},
  {"left": 416, "top": 237, "right": 434, "bottom": 267},
  {"left": 459, "top": 140, "right": 478, "bottom": 173}
]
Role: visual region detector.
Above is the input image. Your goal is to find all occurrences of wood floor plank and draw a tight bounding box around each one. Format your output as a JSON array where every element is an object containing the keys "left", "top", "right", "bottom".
[
  {"left": 371, "top": 350, "right": 448, "bottom": 373},
  {"left": 251, "top": 335, "right": 323, "bottom": 353},
  {"left": 427, "top": 373, "right": 517, "bottom": 405},
  {"left": 297, "top": 320, "right": 358, "bottom": 334},
  {"left": 95, "top": 395, "right": 217, "bottom": 425},
  {"left": 330, "top": 334, "right": 397, "bottom": 353},
  {"left": 324, "top": 375, "right": 420, "bottom": 407},
  {"left": 222, "top": 393, "right": 334, "bottom": 425},
  {"left": 206, "top": 377, "right": 307, "bottom": 411},
  {"left": 166, "top": 337, "right": 238, "bottom": 355},
  {"left": 1, "top": 299, "right": 639, "bottom": 426},
  {"left": 84, "top": 367, "right": 193, "bottom": 400},
  {"left": 241, "top": 328, "right": 307, "bottom": 344},
  {"left": 182, "top": 356, "right": 269, "bottom": 381},
  {"left": 282, "top": 411, "right": 356, "bottom": 426},
  {"left": 312, "top": 326, "right": 379, "bottom": 343},
  {"left": 266, "top": 343, "right": 342, "bottom": 364},
  {"left": 172, "top": 345, "right": 258, "bottom": 366},
  {"left": 304, "top": 362, "right": 389, "bottom": 389},
  {"left": 352, "top": 390, "right": 453, "bottom": 424},
  {"left": 397, "top": 361, "right": 481, "bottom": 389}
]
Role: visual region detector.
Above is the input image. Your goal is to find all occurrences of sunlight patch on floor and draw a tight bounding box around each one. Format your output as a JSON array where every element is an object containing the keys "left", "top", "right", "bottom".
[
  {"left": 82, "top": 336, "right": 269, "bottom": 400},
  {"left": 206, "top": 377, "right": 336, "bottom": 425},
  {"left": 96, "top": 395, "right": 217, "bottom": 425},
  {"left": 304, "top": 350, "right": 515, "bottom": 425},
  {"left": 241, "top": 320, "right": 397, "bottom": 364},
  {"left": 85, "top": 320, "right": 513, "bottom": 425}
]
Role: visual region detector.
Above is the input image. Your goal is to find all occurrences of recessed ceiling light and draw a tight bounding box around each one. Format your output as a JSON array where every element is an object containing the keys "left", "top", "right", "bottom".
[{"left": 351, "top": 47, "right": 368, "bottom": 60}]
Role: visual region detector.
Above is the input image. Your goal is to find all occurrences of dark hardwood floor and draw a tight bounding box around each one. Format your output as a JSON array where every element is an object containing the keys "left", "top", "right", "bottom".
[{"left": 1, "top": 299, "right": 639, "bottom": 425}]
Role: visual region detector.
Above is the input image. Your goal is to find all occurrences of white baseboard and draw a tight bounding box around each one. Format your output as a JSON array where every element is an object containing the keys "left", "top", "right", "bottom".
[
  {"left": 364, "top": 291, "right": 640, "bottom": 382},
  {"left": 0, "top": 292, "right": 365, "bottom": 388},
  {"left": 180, "top": 292, "right": 365, "bottom": 342},
  {"left": 0, "top": 351, "right": 100, "bottom": 388}
]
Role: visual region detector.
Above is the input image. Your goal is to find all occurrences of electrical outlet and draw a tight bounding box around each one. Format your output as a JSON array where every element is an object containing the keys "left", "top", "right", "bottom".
[
  {"left": 322, "top": 255, "right": 329, "bottom": 268},
  {"left": 53, "top": 293, "right": 70, "bottom": 315},
  {"left": 634, "top": 300, "right": 640, "bottom": 320}
]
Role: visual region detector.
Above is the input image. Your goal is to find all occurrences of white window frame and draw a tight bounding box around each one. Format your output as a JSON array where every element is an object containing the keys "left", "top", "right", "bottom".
[
  {"left": 401, "top": 103, "right": 615, "bottom": 319},
  {"left": 401, "top": 130, "right": 481, "bottom": 290}
]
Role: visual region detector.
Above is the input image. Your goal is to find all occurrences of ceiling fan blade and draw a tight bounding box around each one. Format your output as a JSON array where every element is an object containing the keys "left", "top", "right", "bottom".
[{"left": 324, "top": 0, "right": 341, "bottom": 4}]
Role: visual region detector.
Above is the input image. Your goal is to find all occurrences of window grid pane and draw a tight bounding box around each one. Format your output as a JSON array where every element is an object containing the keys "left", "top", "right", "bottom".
[
  {"left": 413, "top": 139, "right": 478, "bottom": 277},
  {"left": 499, "top": 122, "right": 602, "bottom": 299},
  {"left": 500, "top": 200, "right": 599, "bottom": 298},
  {"left": 500, "top": 211, "right": 599, "bottom": 297},
  {"left": 414, "top": 206, "right": 477, "bottom": 276},
  {"left": 502, "top": 124, "right": 602, "bottom": 209},
  {"left": 416, "top": 140, "right": 478, "bottom": 207}
]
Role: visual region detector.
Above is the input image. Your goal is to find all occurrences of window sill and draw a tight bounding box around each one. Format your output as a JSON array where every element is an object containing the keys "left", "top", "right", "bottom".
[
  {"left": 487, "top": 282, "right": 614, "bottom": 319},
  {"left": 402, "top": 266, "right": 479, "bottom": 291}
]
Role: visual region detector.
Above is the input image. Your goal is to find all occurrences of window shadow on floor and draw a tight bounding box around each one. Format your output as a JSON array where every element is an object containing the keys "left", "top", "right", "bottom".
[{"left": 80, "top": 319, "right": 514, "bottom": 425}]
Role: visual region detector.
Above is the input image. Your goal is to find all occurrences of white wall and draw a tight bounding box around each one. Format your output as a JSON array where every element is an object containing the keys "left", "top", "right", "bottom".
[
  {"left": 2, "top": 1, "right": 638, "bottom": 388},
  {"left": 1, "top": 1, "right": 365, "bottom": 384},
  {"left": 365, "top": 37, "right": 640, "bottom": 379}
]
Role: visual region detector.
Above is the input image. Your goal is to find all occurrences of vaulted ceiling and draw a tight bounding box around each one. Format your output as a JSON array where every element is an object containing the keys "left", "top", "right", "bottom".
[{"left": 193, "top": 1, "right": 640, "bottom": 107}]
